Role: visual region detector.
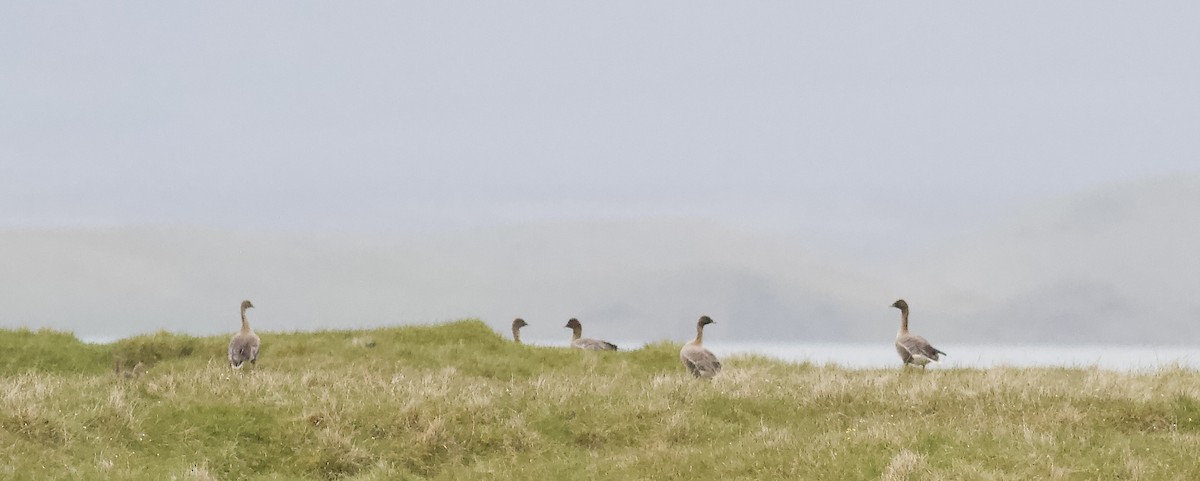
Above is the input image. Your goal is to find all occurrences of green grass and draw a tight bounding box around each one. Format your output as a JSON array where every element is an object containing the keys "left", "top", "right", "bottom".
[{"left": 3, "top": 320, "right": 1200, "bottom": 480}]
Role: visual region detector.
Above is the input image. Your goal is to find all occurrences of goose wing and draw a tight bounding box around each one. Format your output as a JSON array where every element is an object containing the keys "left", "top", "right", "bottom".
[
  {"left": 680, "top": 346, "right": 722, "bottom": 378},
  {"left": 228, "top": 333, "right": 259, "bottom": 366},
  {"left": 574, "top": 338, "right": 618, "bottom": 351},
  {"left": 249, "top": 334, "right": 261, "bottom": 363},
  {"left": 894, "top": 341, "right": 914, "bottom": 364},
  {"left": 228, "top": 337, "right": 238, "bottom": 363},
  {"left": 228, "top": 335, "right": 245, "bottom": 364},
  {"left": 897, "top": 334, "right": 945, "bottom": 361}
]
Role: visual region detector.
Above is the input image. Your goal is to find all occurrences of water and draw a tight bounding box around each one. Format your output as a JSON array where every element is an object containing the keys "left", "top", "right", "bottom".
[
  {"left": 704, "top": 342, "right": 1200, "bottom": 371},
  {"left": 529, "top": 339, "right": 1200, "bottom": 371},
  {"left": 86, "top": 334, "right": 1200, "bottom": 371}
]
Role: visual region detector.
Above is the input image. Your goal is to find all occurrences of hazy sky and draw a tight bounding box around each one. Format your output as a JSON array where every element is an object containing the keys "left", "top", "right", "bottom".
[
  {"left": 3, "top": 3, "right": 1200, "bottom": 344},
  {"left": 3, "top": 2, "right": 1199, "bottom": 251}
]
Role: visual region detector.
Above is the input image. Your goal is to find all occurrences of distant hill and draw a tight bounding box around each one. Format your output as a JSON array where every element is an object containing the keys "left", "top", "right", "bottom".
[
  {"left": 1, "top": 176, "right": 1197, "bottom": 344},
  {"left": 901, "top": 175, "right": 1200, "bottom": 344},
  {"left": 0, "top": 222, "right": 884, "bottom": 343}
]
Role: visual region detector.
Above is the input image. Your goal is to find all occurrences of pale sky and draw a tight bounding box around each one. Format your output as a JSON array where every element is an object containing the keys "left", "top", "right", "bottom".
[
  {"left": 4, "top": 3, "right": 1198, "bottom": 249},
  {"left": 3, "top": 3, "right": 1200, "bottom": 343}
]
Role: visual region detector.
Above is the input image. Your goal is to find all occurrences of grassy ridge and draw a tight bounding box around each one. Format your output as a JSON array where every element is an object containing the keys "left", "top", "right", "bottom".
[{"left": 2, "top": 320, "right": 1200, "bottom": 480}]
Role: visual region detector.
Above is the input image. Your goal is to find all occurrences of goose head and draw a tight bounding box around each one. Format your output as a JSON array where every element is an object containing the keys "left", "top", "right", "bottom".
[
  {"left": 891, "top": 299, "right": 908, "bottom": 310},
  {"left": 698, "top": 315, "right": 715, "bottom": 326},
  {"left": 512, "top": 318, "right": 528, "bottom": 329},
  {"left": 564, "top": 318, "right": 582, "bottom": 330},
  {"left": 241, "top": 300, "right": 255, "bottom": 310}
]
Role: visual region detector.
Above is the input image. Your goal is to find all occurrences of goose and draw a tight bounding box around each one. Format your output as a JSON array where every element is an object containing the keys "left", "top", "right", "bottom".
[
  {"left": 113, "top": 359, "right": 146, "bottom": 379},
  {"left": 511, "top": 318, "right": 528, "bottom": 344},
  {"left": 228, "top": 300, "right": 261, "bottom": 369},
  {"left": 891, "top": 299, "right": 946, "bottom": 369},
  {"left": 564, "top": 318, "right": 617, "bottom": 351},
  {"left": 680, "top": 315, "right": 722, "bottom": 378}
]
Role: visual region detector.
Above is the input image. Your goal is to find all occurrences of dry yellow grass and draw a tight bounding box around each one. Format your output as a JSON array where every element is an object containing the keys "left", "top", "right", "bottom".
[{"left": 2, "top": 321, "right": 1200, "bottom": 480}]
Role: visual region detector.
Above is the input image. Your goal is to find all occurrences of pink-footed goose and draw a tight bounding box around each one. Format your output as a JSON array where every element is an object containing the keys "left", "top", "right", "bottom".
[
  {"left": 113, "top": 359, "right": 146, "bottom": 379},
  {"left": 891, "top": 299, "right": 946, "bottom": 369},
  {"left": 511, "top": 318, "right": 528, "bottom": 344},
  {"left": 228, "top": 300, "right": 261, "bottom": 369},
  {"left": 564, "top": 318, "right": 617, "bottom": 351},
  {"left": 680, "top": 315, "right": 722, "bottom": 378}
]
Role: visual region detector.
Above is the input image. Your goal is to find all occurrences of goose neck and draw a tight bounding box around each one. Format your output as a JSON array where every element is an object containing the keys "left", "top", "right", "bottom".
[{"left": 240, "top": 307, "right": 251, "bottom": 332}]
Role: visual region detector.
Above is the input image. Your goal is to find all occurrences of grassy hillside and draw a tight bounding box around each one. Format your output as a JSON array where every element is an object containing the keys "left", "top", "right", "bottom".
[{"left": 2, "top": 320, "right": 1200, "bottom": 480}]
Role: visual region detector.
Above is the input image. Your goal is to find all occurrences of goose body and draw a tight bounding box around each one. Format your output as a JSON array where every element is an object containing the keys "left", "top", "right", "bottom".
[
  {"left": 113, "top": 360, "right": 146, "bottom": 379},
  {"left": 565, "top": 318, "right": 617, "bottom": 351},
  {"left": 891, "top": 299, "right": 945, "bottom": 368},
  {"left": 680, "top": 316, "right": 721, "bottom": 378},
  {"left": 228, "top": 300, "right": 261, "bottom": 369},
  {"left": 511, "top": 318, "right": 528, "bottom": 344}
]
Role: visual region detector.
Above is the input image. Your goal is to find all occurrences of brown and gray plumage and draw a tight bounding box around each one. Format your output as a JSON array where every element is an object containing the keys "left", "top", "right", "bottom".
[
  {"left": 228, "top": 300, "right": 260, "bottom": 369},
  {"left": 680, "top": 315, "right": 722, "bottom": 378},
  {"left": 891, "top": 299, "right": 946, "bottom": 369},
  {"left": 564, "top": 318, "right": 617, "bottom": 351},
  {"left": 511, "top": 318, "right": 528, "bottom": 344},
  {"left": 113, "top": 359, "right": 146, "bottom": 379}
]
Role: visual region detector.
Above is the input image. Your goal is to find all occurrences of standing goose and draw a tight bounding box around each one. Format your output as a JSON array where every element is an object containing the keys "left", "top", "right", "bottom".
[
  {"left": 511, "top": 318, "right": 528, "bottom": 344},
  {"left": 125, "top": 361, "right": 146, "bottom": 379},
  {"left": 564, "top": 318, "right": 617, "bottom": 351},
  {"left": 680, "top": 315, "right": 722, "bottom": 378},
  {"left": 228, "top": 300, "right": 261, "bottom": 369},
  {"left": 113, "top": 359, "right": 146, "bottom": 379},
  {"left": 891, "top": 299, "right": 946, "bottom": 369}
]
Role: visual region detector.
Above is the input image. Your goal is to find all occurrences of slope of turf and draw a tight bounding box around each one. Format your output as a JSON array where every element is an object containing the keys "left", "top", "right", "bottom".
[{"left": 2, "top": 320, "right": 1199, "bottom": 480}]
